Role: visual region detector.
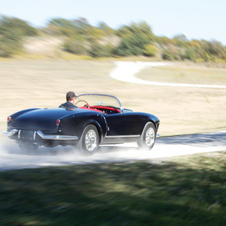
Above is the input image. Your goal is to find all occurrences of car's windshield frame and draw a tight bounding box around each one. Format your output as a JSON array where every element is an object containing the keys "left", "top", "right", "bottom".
[{"left": 76, "top": 94, "right": 124, "bottom": 113}]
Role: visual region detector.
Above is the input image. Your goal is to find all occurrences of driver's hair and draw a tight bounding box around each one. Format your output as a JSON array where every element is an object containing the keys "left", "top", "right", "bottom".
[{"left": 66, "top": 91, "right": 76, "bottom": 101}]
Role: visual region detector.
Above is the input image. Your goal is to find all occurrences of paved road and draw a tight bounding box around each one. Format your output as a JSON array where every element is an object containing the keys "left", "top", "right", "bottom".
[{"left": 0, "top": 131, "right": 226, "bottom": 171}]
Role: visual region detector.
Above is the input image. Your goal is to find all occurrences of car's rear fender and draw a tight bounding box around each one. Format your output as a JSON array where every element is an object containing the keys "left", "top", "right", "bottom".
[
  {"left": 58, "top": 113, "right": 107, "bottom": 144},
  {"left": 7, "top": 108, "right": 40, "bottom": 127},
  {"left": 78, "top": 118, "right": 107, "bottom": 144},
  {"left": 10, "top": 108, "right": 40, "bottom": 119}
]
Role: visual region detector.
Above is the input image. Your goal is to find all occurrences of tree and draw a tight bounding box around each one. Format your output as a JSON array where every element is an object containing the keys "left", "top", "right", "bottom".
[
  {"left": 72, "top": 17, "right": 92, "bottom": 36},
  {"left": 117, "top": 21, "right": 155, "bottom": 41},
  {"left": 130, "top": 21, "right": 155, "bottom": 41},
  {"left": 98, "top": 22, "right": 115, "bottom": 35},
  {"left": 184, "top": 48, "right": 197, "bottom": 61},
  {"left": 0, "top": 16, "right": 38, "bottom": 57},
  {"left": 0, "top": 16, "right": 38, "bottom": 36},
  {"left": 172, "top": 34, "right": 189, "bottom": 47},
  {"left": 157, "top": 36, "right": 173, "bottom": 45},
  {"left": 47, "top": 18, "right": 76, "bottom": 36},
  {"left": 114, "top": 33, "right": 150, "bottom": 56}
]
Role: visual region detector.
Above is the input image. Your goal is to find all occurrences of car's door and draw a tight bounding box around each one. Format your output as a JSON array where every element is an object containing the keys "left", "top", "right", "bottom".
[
  {"left": 103, "top": 112, "right": 144, "bottom": 144},
  {"left": 105, "top": 113, "right": 132, "bottom": 136},
  {"left": 105, "top": 112, "right": 149, "bottom": 136}
]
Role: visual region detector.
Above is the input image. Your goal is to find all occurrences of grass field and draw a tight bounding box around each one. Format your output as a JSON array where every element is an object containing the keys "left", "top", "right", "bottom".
[
  {"left": 1, "top": 59, "right": 226, "bottom": 136},
  {"left": 138, "top": 63, "right": 226, "bottom": 85},
  {"left": 1, "top": 60, "right": 226, "bottom": 225},
  {"left": 0, "top": 151, "right": 226, "bottom": 225}
]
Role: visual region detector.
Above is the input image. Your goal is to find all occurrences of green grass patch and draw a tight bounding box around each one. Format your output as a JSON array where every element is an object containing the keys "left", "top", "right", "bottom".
[{"left": 1, "top": 152, "right": 226, "bottom": 225}]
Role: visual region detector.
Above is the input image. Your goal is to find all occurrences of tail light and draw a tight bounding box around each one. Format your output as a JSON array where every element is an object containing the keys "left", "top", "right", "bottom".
[
  {"left": 56, "top": 119, "right": 60, "bottom": 126},
  {"left": 7, "top": 116, "right": 11, "bottom": 122}
]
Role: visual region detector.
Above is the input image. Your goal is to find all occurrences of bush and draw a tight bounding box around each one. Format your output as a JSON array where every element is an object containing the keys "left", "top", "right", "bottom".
[
  {"left": 0, "top": 16, "right": 38, "bottom": 57},
  {"left": 162, "top": 49, "right": 175, "bottom": 61},
  {"left": 184, "top": 48, "right": 197, "bottom": 62},
  {"left": 0, "top": 37, "right": 22, "bottom": 57},
  {"left": 114, "top": 33, "right": 150, "bottom": 56},
  {"left": 63, "top": 37, "right": 88, "bottom": 55},
  {"left": 88, "top": 42, "right": 113, "bottom": 58},
  {"left": 201, "top": 51, "right": 211, "bottom": 62},
  {"left": 144, "top": 44, "right": 158, "bottom": 57}
]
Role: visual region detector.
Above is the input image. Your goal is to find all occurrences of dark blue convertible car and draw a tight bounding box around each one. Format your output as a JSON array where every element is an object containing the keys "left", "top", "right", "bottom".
[{"left": 3, "top": 94, "right": 160, "bottom": 155}]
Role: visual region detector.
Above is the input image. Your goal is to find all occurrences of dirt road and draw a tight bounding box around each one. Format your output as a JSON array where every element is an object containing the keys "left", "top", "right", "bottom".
[
  {"left": 0, "top": 131, "right": 226, "bottom": 171},
  {"left": 111, "top": 61, "right": 226, "bottom": 88}
]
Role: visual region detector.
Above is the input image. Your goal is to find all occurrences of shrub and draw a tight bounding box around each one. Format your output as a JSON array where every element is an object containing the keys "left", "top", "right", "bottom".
[
  {"left": 88, "top": 42, "right": 113, "bottom": 58},
  {"left": 162, "top": 49, "right": 174, "bottom": 61},
  {"left": 184, "top": 48, "right": 197, "bottom": 62},
  {"left": 114, "top": 33, "right": 150, "bottom": 56},
  {"left": 0, "top": 16, "right": 38, "bottom": 57},
  {"left": 0, "top": 36, "right": 22, "bottom": 57},
  {"left": 63, "top": 37, "right": 88, "bottom": 55},
  {"left": 201, "top": 51, "right": 211, "bottom": 62},
  {"left": 144, "top": 44, "right": 158, "bottom": 57}
]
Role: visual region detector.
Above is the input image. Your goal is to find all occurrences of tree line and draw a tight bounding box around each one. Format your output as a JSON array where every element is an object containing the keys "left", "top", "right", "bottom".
[{"left": 0, "top": 15, "right": 226, "bottom": 63}]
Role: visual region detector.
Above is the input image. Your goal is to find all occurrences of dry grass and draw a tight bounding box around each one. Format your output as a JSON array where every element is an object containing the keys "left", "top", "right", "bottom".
[
  {"left": 0, "top": 60, "right": 226, "bottom": 137},
  {"left": 134, "top": 63, "right": 226, "bottom": 135}
]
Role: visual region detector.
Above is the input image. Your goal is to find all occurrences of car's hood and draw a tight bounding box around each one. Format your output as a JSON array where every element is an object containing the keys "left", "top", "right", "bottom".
[{"left": 11, "top": 108, "right": 76, "bottom": 130}]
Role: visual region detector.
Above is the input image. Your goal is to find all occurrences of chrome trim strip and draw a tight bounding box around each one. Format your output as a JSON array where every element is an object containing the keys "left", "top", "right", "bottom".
[
  {"left": 37, "top": 130, "right": 78, "bottom": 141},
  {"left": 18, "top": 130, "right": 21, "bottom": 139},
  {"left": 105, "top": 134, "right": 140, "bottom": 139},
  {"left": 33, "top": 131, "right": 37, "bottom": 140},
  {"left": 2, "top": 129, "right": 18, "bottom": 137}
]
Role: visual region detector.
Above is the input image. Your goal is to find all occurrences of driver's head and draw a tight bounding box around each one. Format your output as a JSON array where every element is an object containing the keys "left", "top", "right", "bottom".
[{"left": 66, "top": 91, "right": 77, "bottom": 102}]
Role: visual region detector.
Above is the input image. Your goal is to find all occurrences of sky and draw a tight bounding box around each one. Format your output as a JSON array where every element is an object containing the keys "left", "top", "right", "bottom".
[{"left": 0, "top": 0, "right": 226, "bottom": 45}]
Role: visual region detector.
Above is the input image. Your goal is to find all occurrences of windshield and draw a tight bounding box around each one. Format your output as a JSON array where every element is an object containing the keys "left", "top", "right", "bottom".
[{"left": 75, "top": 94, "right": 123, "bottom": 112}]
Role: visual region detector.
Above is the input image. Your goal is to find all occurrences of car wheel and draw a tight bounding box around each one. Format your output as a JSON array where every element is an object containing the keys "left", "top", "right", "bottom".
[
  {"left": 19, "top": 142, "right": 38, "bottom": 153},
  {"left": 137, "top": 122, "right": 156, "bottom": 150},
  {"left": 77, "top": 124, "right": 99, "bottom": 155}
]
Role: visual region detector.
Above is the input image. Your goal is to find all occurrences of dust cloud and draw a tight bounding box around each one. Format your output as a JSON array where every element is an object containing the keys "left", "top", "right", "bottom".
[
  {"left": 0, "top": 139, "right": 154, "bottom": 172},
  {"left": 1, "top": 131, "right": 226, "bottom": 172}
]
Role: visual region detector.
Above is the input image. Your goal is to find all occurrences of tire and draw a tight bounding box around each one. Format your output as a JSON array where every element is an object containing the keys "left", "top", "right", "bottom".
[
  {"left": 18, "top": 141, "right": 38, "bottom": 153},
  {"left": 137, "top": 122, "right": 156, "bottom": 150},
  {"left": 77, "top": 124, "right": 99, "bottom": 155}
]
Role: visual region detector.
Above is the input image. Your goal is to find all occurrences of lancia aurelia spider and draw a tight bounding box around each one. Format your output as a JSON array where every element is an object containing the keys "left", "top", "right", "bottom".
[{"left": 3, "top": 94, "right": 160, "bottom": 155}]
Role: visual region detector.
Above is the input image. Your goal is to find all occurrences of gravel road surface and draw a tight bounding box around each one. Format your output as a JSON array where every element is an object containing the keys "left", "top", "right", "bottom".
[
  {"left": 111, "top": 61, "right": 226, "bottom": 88},
  {"left": 0, "top": 131, "right": 226, "bottom": 171}
]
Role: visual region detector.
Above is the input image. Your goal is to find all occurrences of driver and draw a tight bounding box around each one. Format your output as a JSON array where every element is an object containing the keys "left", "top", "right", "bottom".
[{"left": 59, "top": 91, "right": 78, "bottom": 110}]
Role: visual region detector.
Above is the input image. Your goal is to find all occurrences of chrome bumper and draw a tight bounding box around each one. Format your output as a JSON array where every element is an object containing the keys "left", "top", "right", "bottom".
[
  {"left": 2, "top": 129, "right": 18, "bottom": 137},
  {"left": 2, "top": 129, "right": 78, "bottom": 141},
  {"left": 37, "top": 130, "right": 78, "bottom": 141}
]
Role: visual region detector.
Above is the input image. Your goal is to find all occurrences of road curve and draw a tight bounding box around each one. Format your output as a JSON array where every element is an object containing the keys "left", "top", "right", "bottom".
[{"left": 110, "top": 61, "right": 226, "bottom": 88}]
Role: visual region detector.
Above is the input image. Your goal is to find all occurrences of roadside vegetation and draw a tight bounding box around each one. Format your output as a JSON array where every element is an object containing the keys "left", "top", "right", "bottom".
[
  {"left": 0, "top": 15, "right": 226, "bottom": 63},
  {"left": 0, "top": 151, "right": 226, "bottom": 225}
]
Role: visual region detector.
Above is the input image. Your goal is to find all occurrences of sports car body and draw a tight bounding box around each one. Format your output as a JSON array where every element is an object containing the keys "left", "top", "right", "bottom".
[{"left": 3, "top": 94, "right": 160, "bottom": 155}]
